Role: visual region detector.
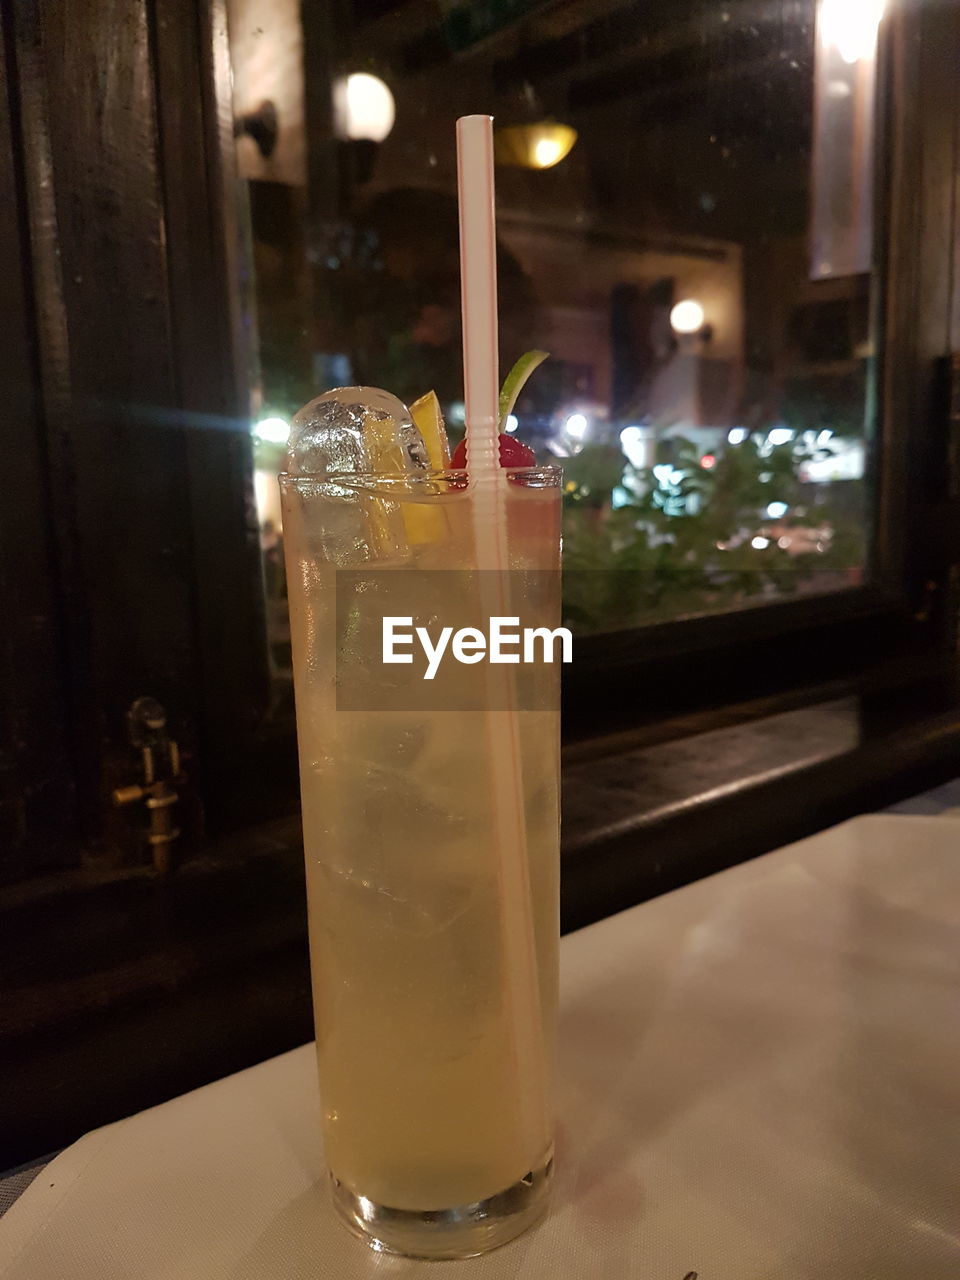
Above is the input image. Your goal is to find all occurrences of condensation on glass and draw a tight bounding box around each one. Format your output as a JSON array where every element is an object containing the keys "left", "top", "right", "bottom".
[{"left": 226, "top": 0, "right": 884, "bottom": 662}]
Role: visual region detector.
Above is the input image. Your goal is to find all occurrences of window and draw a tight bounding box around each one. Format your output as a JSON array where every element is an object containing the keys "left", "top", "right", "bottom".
[{"left": 232, "top": 0, "right": 883, "bottom": 657}]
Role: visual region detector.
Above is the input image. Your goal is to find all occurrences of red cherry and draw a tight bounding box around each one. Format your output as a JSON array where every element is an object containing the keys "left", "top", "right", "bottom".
[{"left": 449, "top": 434, "right": 536, "bottom": 469}]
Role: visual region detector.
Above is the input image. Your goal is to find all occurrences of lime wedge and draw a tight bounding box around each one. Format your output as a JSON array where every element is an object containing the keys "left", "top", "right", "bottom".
[
  {"left": 498, "top": 350, "right": 549, "bottom": 429},
  {"left": 410, "top": 390, "right": 450, "bottom": 470}
]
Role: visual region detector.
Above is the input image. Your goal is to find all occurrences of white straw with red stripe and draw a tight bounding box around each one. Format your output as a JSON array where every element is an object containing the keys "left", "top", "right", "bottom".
[{"left": 456, "top": 113, "right": 549, "bottom": 1164}]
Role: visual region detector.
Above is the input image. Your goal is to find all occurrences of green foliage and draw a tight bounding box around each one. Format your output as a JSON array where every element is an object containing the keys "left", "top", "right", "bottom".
[{"left": 561, "top": 435, "right": 866, "bottom": 632}]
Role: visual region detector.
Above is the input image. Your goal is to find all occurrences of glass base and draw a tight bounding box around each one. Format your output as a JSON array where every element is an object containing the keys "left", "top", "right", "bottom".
[{"left": 330, "top": 1152, "right": 554, "bottom": 1259}]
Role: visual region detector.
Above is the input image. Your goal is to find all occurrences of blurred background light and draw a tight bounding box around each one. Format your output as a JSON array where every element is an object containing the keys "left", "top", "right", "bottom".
[
  {"left": 669, "top": 299, "right": 706, "bottom": 335},
  {"left": 800, "top": 439, "right": 866, "bottom": 483},
  {"left": 619, "top": 425, "right": 654, "bottom": 469},
  {"left": 811, "top": 0, "right": 883, "bottom": 278},
  {"left": 819, "top": 0, "right": 885, "bottom": 64},
  {"left": 253, "top": 416, "right": 290, "bottom": 444},
  {"left": 767, "top": 427, "right": 794, "bottom": 447},
  {"left": 333, "top": 72, "right": 396, "bottom": 143},
  {"left": 534, "top": 137, "right": 563, "bottom": 167},
  {"left": 494, "top": 122, "right": 578, "bottom": 170},
  {"left": 505, "top": 414, "right": 519, "bottom": 433},
  {"left": 653, "top": 464, "right": 686, "bottom": 487}
]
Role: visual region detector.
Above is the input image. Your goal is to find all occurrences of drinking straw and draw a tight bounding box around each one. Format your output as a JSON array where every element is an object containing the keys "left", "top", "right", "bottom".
[{"left": 456, "top": 114, "right": 549, "bottom": 1161}]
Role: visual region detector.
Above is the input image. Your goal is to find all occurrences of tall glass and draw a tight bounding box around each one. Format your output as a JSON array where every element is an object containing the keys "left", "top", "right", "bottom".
[{"left": 279, "top": 465, "right": 561, "bottom": 1258}]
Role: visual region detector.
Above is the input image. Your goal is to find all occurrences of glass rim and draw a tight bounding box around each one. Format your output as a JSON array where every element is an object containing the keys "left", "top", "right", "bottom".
[{"left": 278, "top": 465, "right": 562, "bottom": 486}]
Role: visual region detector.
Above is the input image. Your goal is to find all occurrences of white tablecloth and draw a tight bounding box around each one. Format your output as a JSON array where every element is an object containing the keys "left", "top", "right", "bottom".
[{"left": 2, "top": 814, "right": 958, "bottom": 1278}]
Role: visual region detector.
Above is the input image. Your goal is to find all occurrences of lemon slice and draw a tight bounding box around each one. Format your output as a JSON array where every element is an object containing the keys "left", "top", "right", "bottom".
[
  {"left": 405, "top": 391, "right": 451, "bottom": 545},
  {"left": 410, "top": 390, "right": 451, "bottom": 470}
]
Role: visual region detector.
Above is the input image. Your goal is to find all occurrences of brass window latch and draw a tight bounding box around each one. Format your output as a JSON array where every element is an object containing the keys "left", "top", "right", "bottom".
[{"left": 112, "top": 697, "right": 185, "bottom": 873}]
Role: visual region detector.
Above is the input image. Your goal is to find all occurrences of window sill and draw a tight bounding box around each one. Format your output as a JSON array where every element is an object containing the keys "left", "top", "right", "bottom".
[{"left": 4, "top": 679, "right": 960, "bottom": 1165}]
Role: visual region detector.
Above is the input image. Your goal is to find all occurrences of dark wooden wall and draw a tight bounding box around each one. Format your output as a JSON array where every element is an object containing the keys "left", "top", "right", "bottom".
[
  {"left": 0, "top": 0, "right": 269, "bottom": 880},
  {"left": 0, "top": 1, "right": 76, "bottom": 879}
]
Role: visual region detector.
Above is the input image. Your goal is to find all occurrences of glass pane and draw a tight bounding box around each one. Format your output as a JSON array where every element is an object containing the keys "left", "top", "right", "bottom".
[{"left": 228, "top": 0, "right": 880, "bottom": 651}]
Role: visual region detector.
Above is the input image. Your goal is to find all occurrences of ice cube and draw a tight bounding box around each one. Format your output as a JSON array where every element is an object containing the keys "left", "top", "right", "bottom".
[
  {"left": 321, "top": 859, "right": 475, "bottom": 939},
  {"left": 285, "top": 386, "right": 429, "bottom": 477}
]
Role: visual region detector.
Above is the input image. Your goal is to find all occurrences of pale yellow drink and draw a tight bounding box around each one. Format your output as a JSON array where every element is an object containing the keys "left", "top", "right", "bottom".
[{"left": 280, "top": 464, "right": 561, "bottom": 1256}]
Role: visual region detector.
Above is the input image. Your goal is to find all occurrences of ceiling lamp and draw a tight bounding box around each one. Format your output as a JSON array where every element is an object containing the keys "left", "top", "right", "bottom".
[
  {"left": 494, "top": 122, "right": 578, "bottom": 170},
  {"left": 670, "top": 299, "right": 706, "bottom": 335},
  {"left": 332, "top": 73, "right": 396, "bottom": 143}
]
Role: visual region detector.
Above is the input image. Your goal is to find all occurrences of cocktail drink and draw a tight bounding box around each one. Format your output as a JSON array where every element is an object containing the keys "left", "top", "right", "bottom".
[{"left": 279, "top": 385, "right": 561, "bottom": 1258}]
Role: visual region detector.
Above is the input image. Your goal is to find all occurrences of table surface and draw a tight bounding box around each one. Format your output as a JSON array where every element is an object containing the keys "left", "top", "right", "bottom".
[{"left": 2, "top": 813, "right": 958, "bottom": 1279}]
